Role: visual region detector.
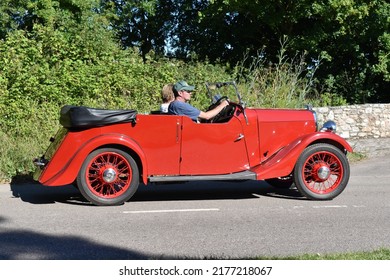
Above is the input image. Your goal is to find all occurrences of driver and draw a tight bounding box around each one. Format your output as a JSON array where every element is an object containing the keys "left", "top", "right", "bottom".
[{"left": 168, "top": 80, "right": 229, "bottom": 122}]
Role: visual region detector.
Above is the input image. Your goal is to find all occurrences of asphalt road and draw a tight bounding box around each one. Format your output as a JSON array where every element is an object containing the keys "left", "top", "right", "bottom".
[{"left": 0, "top": 156, "right": 389, "bottom": 260}]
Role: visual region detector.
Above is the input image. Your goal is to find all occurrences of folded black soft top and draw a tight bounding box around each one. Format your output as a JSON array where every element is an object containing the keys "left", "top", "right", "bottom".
[{"left": 60, "top": 105, "right": 137, "bottom": 129}]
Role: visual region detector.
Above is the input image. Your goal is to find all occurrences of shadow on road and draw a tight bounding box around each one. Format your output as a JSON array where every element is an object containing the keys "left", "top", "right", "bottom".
[
  {"left": 9, "top": 180, "right": 305, "bottom": 206},
  {"left": 3, "top": 182, "right": 304, "bottom": 260},
  {"left": 0, "top": 222, "right": 162, "bottom": 260},
  {"left": 133, "top": 181, "right": 305, "bottom": 202}
]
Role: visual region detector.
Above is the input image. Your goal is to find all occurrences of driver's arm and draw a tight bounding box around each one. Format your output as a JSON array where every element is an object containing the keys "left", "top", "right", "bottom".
[{"left": 198, "top": 100, "right": 229, "bottom": 120}]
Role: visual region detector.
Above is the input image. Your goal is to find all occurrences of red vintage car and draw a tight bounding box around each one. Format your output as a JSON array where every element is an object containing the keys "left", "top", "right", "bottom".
[{"left": 33, "top": 82, "right": 352, "bottom": 206}]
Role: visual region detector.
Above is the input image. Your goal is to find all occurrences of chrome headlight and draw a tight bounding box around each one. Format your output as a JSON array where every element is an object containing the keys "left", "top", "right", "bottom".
[{"left": 321, "top": 120, "right": 337, "bottom": 132}]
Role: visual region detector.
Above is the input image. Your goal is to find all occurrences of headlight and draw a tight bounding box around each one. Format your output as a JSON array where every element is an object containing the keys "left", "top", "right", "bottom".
[{"left": 321, "top": 120, "right": 337, "bottom": 132}]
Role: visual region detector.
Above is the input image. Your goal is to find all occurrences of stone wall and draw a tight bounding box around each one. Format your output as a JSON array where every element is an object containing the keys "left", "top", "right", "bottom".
[{"left": 314, "top": 103, "right": 390, "bottom": 157}]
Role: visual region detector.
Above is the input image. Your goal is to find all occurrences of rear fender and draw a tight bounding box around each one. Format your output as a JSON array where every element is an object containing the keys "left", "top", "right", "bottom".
[
  {"left": 40, "top": 133, "right": 147, "bottom": 186},
  {"left": 253, "top": 132, "right": 352, "bottom": 180}
]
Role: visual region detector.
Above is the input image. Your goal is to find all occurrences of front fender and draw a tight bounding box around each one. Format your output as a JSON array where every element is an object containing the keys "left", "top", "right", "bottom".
[
  {"left": 40, "top": 133, "right": 148, "bottom": 186},
  {"left": 253, "top": 132, "right": 352, "bottom": 180}
]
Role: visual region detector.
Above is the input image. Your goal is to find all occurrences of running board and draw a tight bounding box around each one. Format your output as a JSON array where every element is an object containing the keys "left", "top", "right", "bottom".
[{"left": 148, "top": 170, "right": 257, "bottom": 183}]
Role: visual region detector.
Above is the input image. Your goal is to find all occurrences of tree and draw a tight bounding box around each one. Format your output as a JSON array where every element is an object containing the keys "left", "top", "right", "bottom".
[
  {"left": 301, "top": 0, "right": 390, "bottom": 103},
  {"left": 1, "top": 0, "right": 388, "bottom": 103},
  {"left": 100, "top": 0, "right": 176, "bottom": 61},
  {"left": 0, "top": 0, "right": 88, "bottom": 38},
  {"left": 170, "top": 0, "right": 389, "bottom": 103}
]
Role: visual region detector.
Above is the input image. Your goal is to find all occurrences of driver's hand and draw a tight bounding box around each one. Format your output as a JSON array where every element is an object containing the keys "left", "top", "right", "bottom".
[{"left": 221, "top": 100, "right": 229, "bottom": 107}]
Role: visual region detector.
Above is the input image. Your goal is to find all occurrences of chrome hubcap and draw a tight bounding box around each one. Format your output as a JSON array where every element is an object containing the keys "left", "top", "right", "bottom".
[
  {"left": 102, "top": 168, "right": 117, "bottom": 183},
  {"left": 317, "top": 166, "right": 331, "bottom": 180}
]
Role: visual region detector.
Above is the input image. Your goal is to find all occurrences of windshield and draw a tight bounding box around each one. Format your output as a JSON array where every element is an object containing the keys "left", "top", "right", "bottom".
[{"left": 205, "top": 82, "right": 243, "bottom": 105}]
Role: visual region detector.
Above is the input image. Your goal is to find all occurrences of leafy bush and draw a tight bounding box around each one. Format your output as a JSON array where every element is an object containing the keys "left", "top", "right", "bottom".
[{"left": 232, "top": 41, "right": 347, "bottom": 109}]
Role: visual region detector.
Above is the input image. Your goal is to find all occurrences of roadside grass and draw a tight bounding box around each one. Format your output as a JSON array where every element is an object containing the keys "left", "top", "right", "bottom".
[
  {"left": 347, "top": 152, "right": 367, "bottom": 163},
  {"left": 252, "top": 248, "right": 390, "bottom": 260}
]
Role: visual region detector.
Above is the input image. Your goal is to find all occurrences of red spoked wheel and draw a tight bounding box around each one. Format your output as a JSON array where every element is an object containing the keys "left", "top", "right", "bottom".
[
  {"left": 293, "top": 143, "right": 350, "bottom": 200},
  {"left": 77, "top": 148, "right": 139, "bottom": 206}
]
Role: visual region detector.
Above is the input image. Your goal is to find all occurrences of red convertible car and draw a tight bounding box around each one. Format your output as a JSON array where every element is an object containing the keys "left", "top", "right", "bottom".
[{"left": 33, "top": 82, "right": 352, "bottom": 206}]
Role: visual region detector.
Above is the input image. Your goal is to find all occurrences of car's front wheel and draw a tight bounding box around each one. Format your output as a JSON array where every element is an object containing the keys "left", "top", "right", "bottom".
[
  {"left": 77, "top": 148, "right": 139, "bottom": 206},
  {"left": 293, "top": 143, "right": 350, "bottom": 200}
]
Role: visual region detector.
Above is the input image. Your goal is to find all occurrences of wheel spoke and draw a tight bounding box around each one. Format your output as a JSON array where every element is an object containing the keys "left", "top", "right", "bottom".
[
  {"left": 302, "top": 151, "right": 343, "bottom": 194},
  {"left": 85, "top": 152, "right": 132, "bottom": 198}
]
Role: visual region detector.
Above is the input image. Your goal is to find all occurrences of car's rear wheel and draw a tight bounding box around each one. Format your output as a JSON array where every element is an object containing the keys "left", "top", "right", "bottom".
[
  {"left": 77, "top": 148, "right": 139, "bottom": 206},
  {"left": 293, "top": 143, "right": 350, "bottom": 200}
]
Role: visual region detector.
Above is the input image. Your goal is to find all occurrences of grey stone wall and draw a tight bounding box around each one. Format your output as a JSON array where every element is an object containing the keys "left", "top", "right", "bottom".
[{"left": 314, "top": 104, "right": 390, "bottom": 158}]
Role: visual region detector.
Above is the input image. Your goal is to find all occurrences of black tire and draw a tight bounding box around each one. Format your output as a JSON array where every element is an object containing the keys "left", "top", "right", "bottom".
[
  {"left": 293, "top": 143, "right": 350, "bottom": 200},
  {"left": 77, "top": 148, "right": 139, "bottom": 206}
]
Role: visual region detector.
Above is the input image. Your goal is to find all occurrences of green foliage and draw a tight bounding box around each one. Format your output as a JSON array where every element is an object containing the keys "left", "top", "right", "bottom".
[
  {"left": 232, "top": 39, "right": 346, "bottom": 108},
  {"left": 304, "top": 0, "right": 390, "bottom": 103},
  {"left": 2, "top": 0, "right": 388, "bottom": 104},
  {"left": 98, "top": 0, "right": 389, "bottom": 104},
  {"left": 99, "top": 0, "right": 169, "bottom": 61}
]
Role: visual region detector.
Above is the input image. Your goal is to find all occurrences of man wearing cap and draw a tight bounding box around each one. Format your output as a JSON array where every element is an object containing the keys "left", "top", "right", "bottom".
[{"left": 168, "top": 80, "right": 229, "bottom": 122}]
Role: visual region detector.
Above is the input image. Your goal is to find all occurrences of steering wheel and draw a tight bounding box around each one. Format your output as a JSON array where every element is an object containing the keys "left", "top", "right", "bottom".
[
  {"left": 207, "top": 96, "right": 229, "bottom": 111},
  {"left": 206, "top": 96, "right": 235, "bottom": 123}
]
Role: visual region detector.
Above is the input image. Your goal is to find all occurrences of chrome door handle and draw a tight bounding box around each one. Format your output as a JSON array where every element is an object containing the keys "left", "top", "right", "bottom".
[{"left": 235, "top": 134, "right": 244, "bottom": 142}]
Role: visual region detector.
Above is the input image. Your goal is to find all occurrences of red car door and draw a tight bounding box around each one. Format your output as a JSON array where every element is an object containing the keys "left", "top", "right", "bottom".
[
  {"left": 179, "top": 116, "right": 249, "bottom": 175},
  {"left": 135, "top": 115, "right": 182, "bottom": 176}
]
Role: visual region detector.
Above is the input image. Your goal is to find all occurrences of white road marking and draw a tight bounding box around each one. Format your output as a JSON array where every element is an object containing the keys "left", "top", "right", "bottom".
[
  {"left": 123, "top": 205, "right": 366, "bottom": 214},
  {"left": 122, "top": 208, "right": 220, "bottom": 214},
  {"left": 296, "top": 205, "right": 366, "bottom": 209},
  {"left": 312, "top": 205, "right": 348, "bottom": 208}
]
